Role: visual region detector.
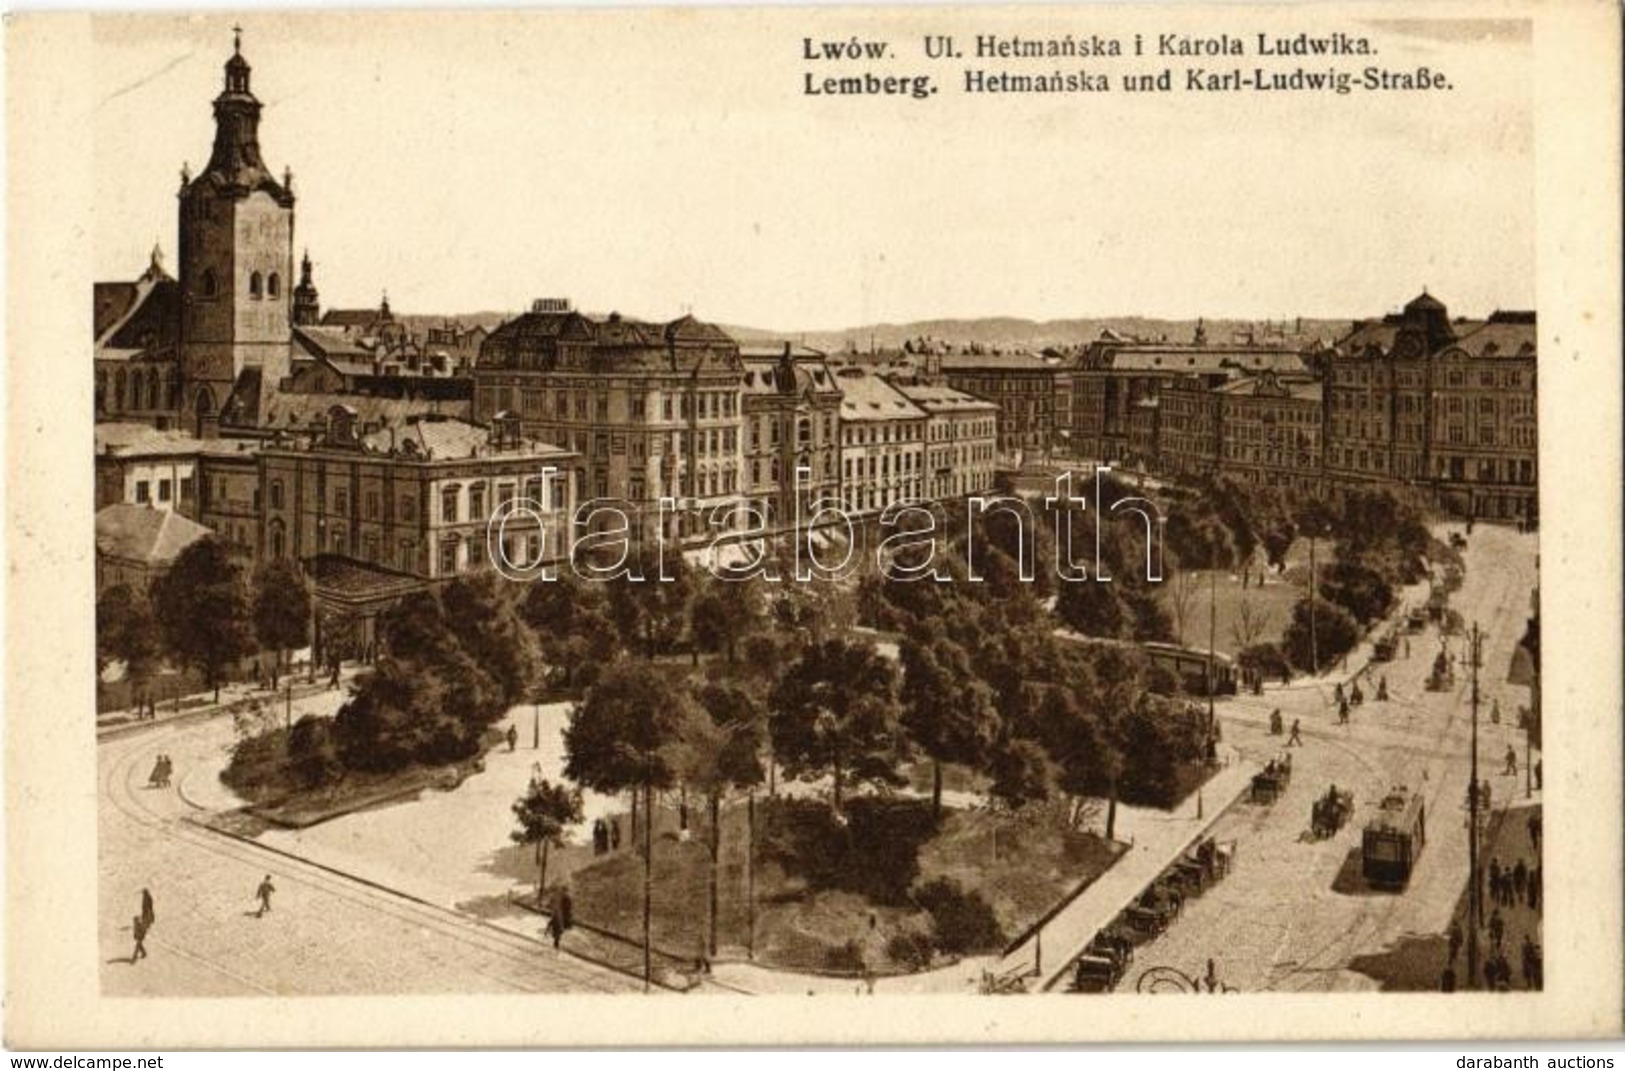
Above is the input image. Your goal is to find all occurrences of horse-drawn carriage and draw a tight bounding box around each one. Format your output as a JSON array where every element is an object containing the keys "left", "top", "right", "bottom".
[
  {"left": 1124, "top": 883, "right": 1182, "bottom": 937},
  {"left": 1070, "top": 932, "right": 1133, "bottom": 992},
  {"left": 1251, "top": 752, "right": 1292, "bottom": 804},
  {"left": 1310, "top": 785, "right": 1355, "bottom": 839},
  {"left": 1372, "top": 631, "right": 1398, "bottom": 663}
]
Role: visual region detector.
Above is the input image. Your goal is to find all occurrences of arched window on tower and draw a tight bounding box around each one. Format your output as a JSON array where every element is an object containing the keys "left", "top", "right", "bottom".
[
  {"left": 200, "top": 269, "right": 218, "bottom": 298},
  {"left": 145, "top": 368, "right": 159, "bottom": 410},
  {"left": 249, "top": 271, "right": 263, "bottom": 299},
  {"left": 267, "top": 272, "right": 280, "bottom": 299},
  {"left": 115, "top": 370, "right": 127, "bottom": 410}
]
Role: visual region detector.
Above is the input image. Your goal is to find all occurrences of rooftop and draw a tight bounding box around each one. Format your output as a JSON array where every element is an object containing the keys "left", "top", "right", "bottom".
[{"left": 95, "top": 504, "right": 212, "bottom": 566}]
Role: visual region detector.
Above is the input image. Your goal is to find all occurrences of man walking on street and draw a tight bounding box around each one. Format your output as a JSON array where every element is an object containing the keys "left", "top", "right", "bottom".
[
  {"left": 1288, "top": 719, "right": 1303, "bottom": 747},
  {"left": 256, "top": 875, "right": 276, "bottom": 917},
  {"left": 140, "top": 887, "right": 155, "bottom": 930},
  {"left": 506, "top": 724, "right": 518, "bottom": 753},
  {"left": 131, "top": 914, "right": 149, "bottom": 962},
  {"left": 1504, "top": 746, "right": 1517, "bottom": 777}
]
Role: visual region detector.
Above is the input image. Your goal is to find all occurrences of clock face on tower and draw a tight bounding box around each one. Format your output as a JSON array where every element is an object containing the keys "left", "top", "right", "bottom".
[{"left": 1393, "top": 332, "right": 1424, "bottom": 360}]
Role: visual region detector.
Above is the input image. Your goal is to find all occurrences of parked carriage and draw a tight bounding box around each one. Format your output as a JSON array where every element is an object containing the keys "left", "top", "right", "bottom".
[
  {"left": 1251, "top": 752, "right": 1292, "bottom": 804},
  {"left": 1372, "top": 631, "right": 1398, "bottom": 662},
  {"left": 1362, "top": 786, "right": 1427, "bottom": 889},
  {"left": 1070, "top": 932, "right": 1133, "bottom": 992},
  {"left": 1310, "top": 785, "right": 1355, "bottom": 839}
]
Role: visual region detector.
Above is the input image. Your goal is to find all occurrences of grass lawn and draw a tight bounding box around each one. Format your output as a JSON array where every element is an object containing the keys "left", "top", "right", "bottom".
[
  {"left": 566, "top": 788, "right": 1126, "bottom": 976},
  {"left": 1159, "top": 567, "right": 1304, "bottom": 658}
]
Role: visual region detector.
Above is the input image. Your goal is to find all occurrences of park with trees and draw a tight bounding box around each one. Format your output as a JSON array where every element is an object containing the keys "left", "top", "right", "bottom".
[{"left": 107, "top": 476, "right": 1456, "bottom": 984}]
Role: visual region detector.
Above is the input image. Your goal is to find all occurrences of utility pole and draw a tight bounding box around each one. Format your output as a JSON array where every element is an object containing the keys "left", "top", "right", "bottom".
[
  {"left": 643, "top": 780, "right": 654, "bottom": 992},
  {"left": 1207, "top": 568, "right": 1218, "bottom": 744},
  {"left": 1308, "top": 533, "right": 1319, "bottom": 676},
  {"left": 1467, "top": 622, "right": 1482, "bottom": 990}
]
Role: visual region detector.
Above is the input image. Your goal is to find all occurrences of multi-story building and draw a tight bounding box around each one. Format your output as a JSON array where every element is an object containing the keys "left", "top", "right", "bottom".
[
  {"left": 95, "top": 423, "right": 205, "bottom": 515},
  {"left": 740, "top": 344, "right": 843, "bottom": 529},
  {"left": 258, "top": 408, "right": 578, "bottom": 658},
  {"left": 938, "top": 352, "right": 1068, "bottom": 462},
  {"left": 95, "top": 504, "right": 213, "bottom": 593},
  {"left": 835, "top": 367, "right": 927, "bottom": 517},
  {"left": 1071, "top": 334, "right": 1311, "bottom": 468},
  {"left": 1326, "top": 295, "right": 1536, "bottom": 522},
  {"left": 895, "top": 383, "right": 999, "bottom": 501},
  {"left": 1214, "top": 372, "right": 1324, "bottom": 494},
  {"left": 1424, "top": 314, "right": 1538, "bottom": 521},
  {"left": 1157, "top": 375, "right": 1224, "bottom": 480},
  {"left": 473, "top": 301, "right": 746, "bottom": 541}
]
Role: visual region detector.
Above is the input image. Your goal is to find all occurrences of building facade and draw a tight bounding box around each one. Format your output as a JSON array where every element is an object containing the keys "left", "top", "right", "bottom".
[
  {"left": 740, "top": 345, "right": 844, "bottom": 530},
  {"left": 473, "top": 301, "right": 746, "bottom": 541},
  {"left": 835, "top": 367, "right": 927, "bottom": 517},
  {"left": 1215, "top": 372, "right": 1324, "bottom": 494},
  {"left": 894, "top": 383, "right": 999, "bottom": 501},
  {"left": 938, "top": 353, "right": 1068, "bottom": 462}
]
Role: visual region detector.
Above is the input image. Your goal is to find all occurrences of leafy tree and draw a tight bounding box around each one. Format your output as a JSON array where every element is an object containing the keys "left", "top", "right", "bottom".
[
  {"left": 440, "top": 571, "right": 541, "bottom": 707},
  {"left": 333, "top": 657, "right": 467, "bottom": 771},
  {"left": 987, "top": 735, "right": 1056, "bottom": 811},
  {"left": 898, "top": 623, "right": 999, "bottom": 818},
  {"left": 1320, "top": 558, "right": 1394, "bottom": 626},
  {"left": 252, "top": 559, "right": 311, "bottom": 687},
  {"left": 97, "top": 583, "right": 161, "bottom": 707},
  {"left": 521, "top": 574, "right": 619, "bottom": 689},
  {"left": 563, "top": 658, "right": 703, "bottom": 987},
  {"left": 1281, "top": 597, "right": 1360, "bottom": 673},
  {"left": 152, "top": 538, "right": 252, "bottom": 702},
  {"left": 511, "top": 776, "right": 584, "bottom": 908},
  {"left": 769, "top": 638, "right": 903, "bottom": 815},
  {"left": 606, "top": 547, "right": 694, "bottom": 658},
  {"left": 679, "top": 677, "right": 768, "bottom": 955},
  {"left": 689, "top": 574, "right": 759, "bottom": 665},
  {"left": 383, "top": 593, "right": 507, "bottom": 740}
]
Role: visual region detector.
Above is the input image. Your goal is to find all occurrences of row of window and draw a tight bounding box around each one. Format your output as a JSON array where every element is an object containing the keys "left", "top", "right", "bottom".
[
  {"left": 132, "top": 476, "right": 194, "bottom": 506},
  {"left": 189, "top": 269, "right": 281, "bottom": 301},
  {"left": 842, "top": 422, "right": 923, "bottom": 446},
  {"left": 98, "top": 368, "right": 180, "bottom": 413},
  {"left": 489, "top": 385, "right": 739, "bottom": 423}
]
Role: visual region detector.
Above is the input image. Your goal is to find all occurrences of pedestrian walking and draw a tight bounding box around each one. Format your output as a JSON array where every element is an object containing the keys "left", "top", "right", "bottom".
[
  {"left": 1528, "top": 813, "right": 1540, "bottom": 851},
  {"left": 1521, "top": 935, "right": 1537, "bottom": 988},
  {"left": 140, "top": 887, "right": 155, "bottom": 929},
  {"left": 1448, "top": 919, "right": 1463, "bottom": 963},
  {"left": 506, "top": 724, "right": 518, "bottom": 753},
  {"left": 1287, "top": 719, "right": 1303, "bottom": 747},
  {"left": 560, "top": 890, "right": 574, "bottom": 932},
  {"left": 1534, "top": 760, "right": 1542, "bottom": 790},
  {"left": 547, "top": 913, "right": 563, "bottom": 949},
  {"left": 1504, "top": 746, "right": 1517, "bottom": 777},
  {"left": 1489, "top": 907, "right": 1505, "bottom": 949},
  {"left": 1513, "top": 859, "right": 1528, "bottom": 902},
  {"left": 131, "top": 914, "right": 149, "bottom": 962},
  {"left": 610, "top": 816, "right": 622, "bottom": 851},
  {"left": 1491, "top": 698, "right": 1501, "bottom": 724},
  {"left": 255, "top": 874, "right": 276, "bottom": 917}
]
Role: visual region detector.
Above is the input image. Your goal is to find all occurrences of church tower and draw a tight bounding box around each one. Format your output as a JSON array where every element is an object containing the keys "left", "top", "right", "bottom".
[
  {"left": 292, "top": 251, "right": 320, "bottom": 326},
  {"left": 177, "top": 30, "right": 295, "bottom": 437}
]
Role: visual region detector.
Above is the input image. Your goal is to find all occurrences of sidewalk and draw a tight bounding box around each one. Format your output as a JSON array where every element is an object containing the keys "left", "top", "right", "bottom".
[
  {"left": 97, "top": 669, "right": 359, "bottom": 741},
  {"left": 1010, "top": 753, "right": 1257, "bottom": 991}
]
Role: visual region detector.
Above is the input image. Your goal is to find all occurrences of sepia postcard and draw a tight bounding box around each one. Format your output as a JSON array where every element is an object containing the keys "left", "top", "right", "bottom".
[{"left": 4, "top": 0, "right": 1622, "bottom": 1049}]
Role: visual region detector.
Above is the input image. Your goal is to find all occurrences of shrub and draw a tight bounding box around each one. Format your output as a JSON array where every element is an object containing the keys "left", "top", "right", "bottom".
[
  {"left": 886, "top": 930, "right": 936, "bottom": 972},
  {"left": 914, "top": 877, "right": 1005, "bottom": 956},
  {"left": 286, "top": 715, "right": 342, "bottom": 789},
  {"left": 1281, "top": 597, "right": 1360, "bottom": 672},
  {"left": 1238, "top": 642, "right": 1291, "bottom": 682},
  {"left": 823, "top": 938, "right": 867, "bottom": 974}
]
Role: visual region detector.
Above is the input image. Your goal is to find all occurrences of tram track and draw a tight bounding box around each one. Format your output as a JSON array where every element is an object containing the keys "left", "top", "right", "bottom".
[{"left": 101, "top": 729, "right": 644, "bottom": 995}]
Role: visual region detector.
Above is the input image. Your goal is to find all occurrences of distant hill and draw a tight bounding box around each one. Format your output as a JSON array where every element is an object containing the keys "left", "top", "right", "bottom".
[
  {"left": 388, "top": 311, "right": 1355, "bottom": 355},
  {"left": 721, "top": 317, "right": 1354, "bottom": 353}
]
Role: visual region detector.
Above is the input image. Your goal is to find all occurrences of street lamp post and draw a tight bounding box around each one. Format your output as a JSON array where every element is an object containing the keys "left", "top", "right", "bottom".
[
  {"left": 1467, "top": 622, "right": 1482, "bottom": 990},
  {"left": 1308, "top": 531, "right": 1319, "bottom": 676},
  {"left": 1207, "top": 567, "right": 1218, "bottom": 745}
]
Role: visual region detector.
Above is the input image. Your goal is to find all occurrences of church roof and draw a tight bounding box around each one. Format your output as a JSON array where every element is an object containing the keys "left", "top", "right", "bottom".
[
  {"left": 94, "top": 254, "right": 180, "bottom": 361},
  {"left": 95, "top": 504, "right": 212, "bottom": 567}
]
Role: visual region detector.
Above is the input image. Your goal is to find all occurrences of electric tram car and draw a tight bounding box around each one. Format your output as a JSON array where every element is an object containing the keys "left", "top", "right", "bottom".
[{"left": 1362, "top": 787, "right": 1427, "bottom": 889}]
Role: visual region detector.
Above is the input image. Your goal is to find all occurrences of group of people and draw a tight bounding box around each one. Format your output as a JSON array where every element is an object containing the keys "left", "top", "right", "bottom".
[
  {"left": 1488, "top": 854, "right": 1541, "bottom": 914},
  {"left": 147, "top": 754, "right": 174, "bottom": 788},
  {"left": 590, "top": 817, "right": 622, "bottom": 855}
]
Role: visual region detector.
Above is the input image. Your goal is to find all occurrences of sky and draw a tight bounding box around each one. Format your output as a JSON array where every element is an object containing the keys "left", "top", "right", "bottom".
[{"left": 91, "top": 10, "right": 1535, "bottom": 329}]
